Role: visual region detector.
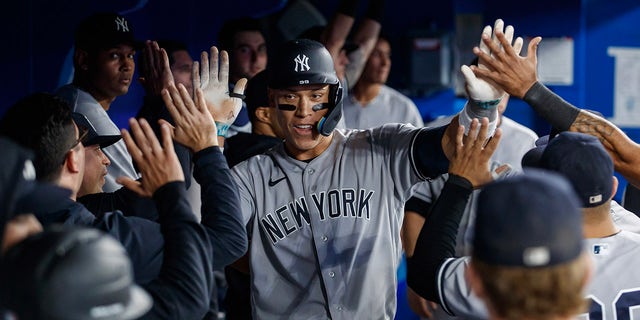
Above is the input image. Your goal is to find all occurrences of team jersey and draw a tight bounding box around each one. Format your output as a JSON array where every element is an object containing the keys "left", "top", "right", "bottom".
[
  {"left": 435, "top": 230, "right": 640, "bottom": 319},
  {"left": 231, "top": 124, "right": 434, "bottom": 319}
]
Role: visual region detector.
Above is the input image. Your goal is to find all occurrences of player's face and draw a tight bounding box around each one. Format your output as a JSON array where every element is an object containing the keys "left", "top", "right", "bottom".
[
  {"left": 170, "top": 50, "right": 194, "bottom": 96},
  {"left": 361, "top": 38, "right": 391, "bottom": 84},
  {"left": 78, "top": 145, "right": 111, "bottom": 198},
  {"left": 271, "top": 84, "right": 332, "bottom": 161},
  {"left": 87, "top": 44, "right": 136, "bottom": 100},
  {"left": 231, "top": 31, "right": 267, "bottom": 82}
]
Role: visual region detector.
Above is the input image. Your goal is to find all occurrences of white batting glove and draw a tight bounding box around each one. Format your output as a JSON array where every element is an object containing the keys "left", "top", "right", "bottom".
[
  {"left": 459, "top": 19, "right": 523, "bottom": 136},
  {"left": 192, "top": 46, "right": 247, "bottom": 138}
]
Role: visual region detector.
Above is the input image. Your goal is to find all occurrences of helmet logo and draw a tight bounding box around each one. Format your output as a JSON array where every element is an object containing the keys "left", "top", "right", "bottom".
[{"left": 294, "top": 54, "right": 310, "bottom": 72}]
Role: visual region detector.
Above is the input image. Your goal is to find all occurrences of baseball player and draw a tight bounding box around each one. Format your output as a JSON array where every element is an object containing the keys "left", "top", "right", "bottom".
[
  {"left": 408, "top": 131, "right": 640, "bottom": 320},
  {"left": 229, "top": 38, "right": 490, "bottom": 319}
]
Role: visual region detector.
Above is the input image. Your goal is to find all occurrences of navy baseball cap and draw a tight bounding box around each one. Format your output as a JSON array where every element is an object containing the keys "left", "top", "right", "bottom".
[
  {"left": 523, "top": 132, "right": 613, "bottom": 208},
  {"left": 245, "top": 70, "right": 269, "bottom": 116},
  {"left": 71, "top": 112, "right": 121, "bottom": 148},
  {"left": 473, "top": 169, "right": 583, "bottom": 267},
  {"left": 75, "top": 13, "right": 142, "bottom": 50}
]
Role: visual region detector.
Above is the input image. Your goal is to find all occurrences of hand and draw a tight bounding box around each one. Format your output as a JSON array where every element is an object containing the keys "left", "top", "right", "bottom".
[
  {"left": 449, "top": 117, "right": 502, "bottom": 188},
  {"left": 138, "top": 40, "right": 175, "bottom": 95},
  {"left": 117, "top": 118, "right": 185, "bottom": 197},
  {"left": 463, "top": 19, "right": 523, "bottom": 102},
  {"left": 471, "top": 24, "right": 540, "bottom": 99},
  {"left": 407, "top": 287, "right": 439, "bottom": 318},
  {"left": 160, "top": 83, "right": 217, "bottom": 152},
  {"left": 192, "top": 46, "right": 248, "bottom": 135}
]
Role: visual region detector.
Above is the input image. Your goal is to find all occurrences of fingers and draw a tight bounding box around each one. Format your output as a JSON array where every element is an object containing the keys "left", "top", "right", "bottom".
[
  {"left": 159, "top": 122, "right": 176, "bottom": 154},
  {"left": 460, "top": 65, "right": 477, "bottom": 83},
  {"left": 194, "top": 88, "right": 209, "bottom": 114},
  {"left": 177, "top": 83, "right": 196, "bottom": 112},
  {"left": 192, "top": 61, "right": 201, "bottom": 90},
  {"left": 504, "top": 24, "right": 514, "bottom": 48},
  {"left": 483, "top": 127, "right": 503, "bottom": 156},
  {"left": 116, "top": 177, "right": 150, "bottom": 197},
  {"left": 479, "top": 25, "right": 492, "bottom": 54},
  {"left": 513, "top": 37, "right": 524, "bottom": 56},
  {"left": 121, "top": 125, "right": 142, "bottom": 161},
  {"left": 209, "top": 46, "right": 219, "bottom": 82},
  {"left": 200, "top": 51, "right": 210, "bottom": 86},
  {"left": 528, "top": 36, "right": 542, "bottom": 61},
  {"left": 219, "top": 49, "right": 229, "bottom": 84},
  {"left": 233, "top": 77, "right": 248, "bottom": 95},
  {"left": 491, "top": 19, "right": 504, "bottom": 52},
  {"left": 157, "top": 119, "right": 175, "bottom": 138}
]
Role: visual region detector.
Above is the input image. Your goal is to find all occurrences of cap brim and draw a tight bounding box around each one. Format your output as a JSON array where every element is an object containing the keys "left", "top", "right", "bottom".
[
  {"left": 119, "top": 285, "right": 153, "bottom": 320},
  {"left": 85, "top": 135, "right": 122, "bottom": 149}
]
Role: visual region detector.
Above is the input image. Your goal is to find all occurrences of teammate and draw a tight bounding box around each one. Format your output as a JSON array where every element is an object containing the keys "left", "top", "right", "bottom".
[
  {"left": 217, "top": 17, "right": 268, "bottom": 137},
  {"left": 343, "top": 35, "right": 424, "bottom": 129},
  {"left": 56, "top": 12, "right": 140, "bottom": 192},
  {"left": 470, "top": 22, "right": 640, "bottom": 189},
  {"left": 228, "top": 38, "right": 492, "bottom": 319}
]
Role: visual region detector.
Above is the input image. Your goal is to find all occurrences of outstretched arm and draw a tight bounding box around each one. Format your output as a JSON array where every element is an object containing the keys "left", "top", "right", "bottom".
[
  {"left": 121, "top": 119, "right": 213, "bottom": 319},
  {"left": 407, "top": 118, "right": 500, "bottom": 301},
  {"left": 472, "top": 25, "right": 640, "bottom": 187}
]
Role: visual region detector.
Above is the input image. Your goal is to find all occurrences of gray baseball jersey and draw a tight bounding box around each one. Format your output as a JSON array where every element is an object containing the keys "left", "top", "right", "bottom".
[
  {"left": 231, "top": 124, "right": 434, "bottom": 319},
  {"left": 342, "top": 85, "right": 424, "bottom": 130},
  {"left": 435, "top": 230, "right": 640, "bottom": 319}
]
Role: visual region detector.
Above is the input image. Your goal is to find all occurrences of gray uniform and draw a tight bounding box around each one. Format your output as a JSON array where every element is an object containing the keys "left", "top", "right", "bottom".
[
  {"left": 56, "top": 85, "right": 139, "bottom": 192},
  {"left": 232, "top": 124, "right": 432, "bottom": 319},
  {"left": 342, "top": 85, "right": 424, "bottom": 130},
  {"left": 434, "top": 226, "right": 640, "bottom": 319}
]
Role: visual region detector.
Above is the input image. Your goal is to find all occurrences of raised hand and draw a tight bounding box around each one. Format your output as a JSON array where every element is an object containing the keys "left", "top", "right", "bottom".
[
  {"left": 449, "top": 117, "right": 502, "bottom": 188},
  {"left": 471, "top": 23, "right": 540, "bottom": 99},
  {"left": 192, "top": 46, "right": 248, "bottom": 137},
  {"left": 138, "top": 40, "right": 175, "bottom": 95},
  {"left": 160, "top": 84, "right": 217, "bottom": 152},
  {"left": 463, "top": 19, "right": 523, "bottom": 103},
  {"left": 117, "top": 118, "right": 184, "bottom": 197}
]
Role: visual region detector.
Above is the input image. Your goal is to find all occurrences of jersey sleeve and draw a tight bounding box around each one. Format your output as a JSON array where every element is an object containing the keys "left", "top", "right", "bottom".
[
  {"left": 230, "top": 161, "right": 258, "bottom": 226},
  {"left": 437, "top": 257, "right": 489, "bottom": 318}
]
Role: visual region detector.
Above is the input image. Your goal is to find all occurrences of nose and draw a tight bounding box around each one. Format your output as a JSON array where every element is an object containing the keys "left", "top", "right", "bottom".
[
  {"left": 294, "top": 97, "right": 313, "bottom": 117},
  {"left": 99, "top": 149, "right": 111, "bottom": 166},
  {"left": 120, "top": 56, "right": 134, "bottom": 72}
]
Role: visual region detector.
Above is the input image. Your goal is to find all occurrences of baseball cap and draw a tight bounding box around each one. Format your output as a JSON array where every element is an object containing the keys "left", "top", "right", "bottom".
[
  {"left": 0, "top": 226, "right": 152, "bottom": 320},
  {"left": 473, "top": 169, "right": 583, "bottom": 267},
  {"left": 71, "top": 112, "right": 121, "bottom": 148},
  {"left": 75, "top": 12, "right": 141, "bottom": 51},
  {"left": 245, "top": 70, "right": 269, "bottom": 116},
  {"left": 522, "top": 132, "right": 613, "bottom": 208}
]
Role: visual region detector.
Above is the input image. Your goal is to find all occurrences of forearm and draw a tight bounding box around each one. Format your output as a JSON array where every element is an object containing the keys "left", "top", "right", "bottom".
[
  {"left": 407, "top": 175, "right": 473, "bottom": 301},
  {"left": 142, "top": 182, "right": 213, "bottom": 319},
  {"left": 193, "top": 147, "right": 248, "bottom": 267},
  {"left": 522, "top": 81, "right": 580, "bottom": 131},
  {"left": 412, "top": 125, "right": 450, "bottom": 179}
]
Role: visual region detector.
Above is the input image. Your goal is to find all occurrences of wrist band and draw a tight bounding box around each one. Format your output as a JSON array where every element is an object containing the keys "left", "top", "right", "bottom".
[
  {"left": 470, "top": 96, "right": 503, "bottom": 110},
  {"left": 229, "top": 92, "right": 246, "bottom": 100},
  {"left": 215, "top": 122, "right": 230, "bottom": 137}
]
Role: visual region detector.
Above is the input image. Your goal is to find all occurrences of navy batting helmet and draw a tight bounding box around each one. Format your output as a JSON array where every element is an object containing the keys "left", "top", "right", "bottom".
[
  {"left": 267, "top": 39, "right": 343, "bottom": 136},
  {"left": 0, "top": 227, "right": 152, "bottom": 320}
]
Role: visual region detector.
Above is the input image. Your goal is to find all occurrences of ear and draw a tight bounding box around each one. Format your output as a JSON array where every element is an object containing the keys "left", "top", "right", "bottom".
[
  {"left": 611, "top": 176, "right": 619, "bottom": 200},
  {"left": 255, "top": 106, "right": 271, "bottom": 124},
  {"left": 64, "top": 148, "right": 83, "bottom": 174},
  {"left": 74, "top": 48, "right": 89, "bottom": 71}
]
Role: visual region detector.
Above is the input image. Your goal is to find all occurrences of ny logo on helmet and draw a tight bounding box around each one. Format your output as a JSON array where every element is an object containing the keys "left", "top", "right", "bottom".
[
  {"left": 294, "top": 54, "right": 310, "bottom": 72},
  {"left": 114, "top": 17, "right": 129, "bottom": 32}
]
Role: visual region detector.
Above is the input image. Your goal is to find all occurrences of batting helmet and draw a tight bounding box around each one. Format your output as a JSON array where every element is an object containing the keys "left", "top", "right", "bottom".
[
  {"left": 267, "top": 39, "right": 343, "bottom": 136},
  {"left": 0, "top": 226, "right": 152, "bottom": 320}
]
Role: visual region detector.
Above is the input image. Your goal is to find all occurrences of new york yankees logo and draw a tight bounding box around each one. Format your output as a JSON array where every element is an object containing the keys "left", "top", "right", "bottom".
[
  {"left": 294, "top": 54, "right": 310, "bottom": 72},
  {"left": 114, "top": 17, "right": 129, "bottom": 32}
]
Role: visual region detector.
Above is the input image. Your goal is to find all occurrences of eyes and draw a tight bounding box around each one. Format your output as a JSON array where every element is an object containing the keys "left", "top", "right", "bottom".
[
  {"left": 108, "top": 51, "right": 136, "bottom": 60},
  {"left": 281, "top": 92, "right": 325, "bottom": 102}
]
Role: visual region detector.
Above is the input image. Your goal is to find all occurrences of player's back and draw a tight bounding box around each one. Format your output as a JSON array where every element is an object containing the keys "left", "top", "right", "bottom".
[{"left": 579, "top": 230, "right": 640, "bottom": 320}]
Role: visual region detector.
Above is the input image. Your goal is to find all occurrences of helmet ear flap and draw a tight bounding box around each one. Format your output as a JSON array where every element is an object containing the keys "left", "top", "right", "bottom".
[{"left": 318, "top": 82, "right": 344, "bottom": 136}]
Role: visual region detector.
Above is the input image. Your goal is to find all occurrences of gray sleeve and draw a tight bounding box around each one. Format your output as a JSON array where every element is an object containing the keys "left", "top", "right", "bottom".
[{"left": 438, "top": 258, "right": 489, "bottom": 319}]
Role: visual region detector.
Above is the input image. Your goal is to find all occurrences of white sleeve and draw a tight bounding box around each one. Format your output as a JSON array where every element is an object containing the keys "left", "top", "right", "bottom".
[{"left": 438, "top": 257, "right": 489, "bottom": 319}]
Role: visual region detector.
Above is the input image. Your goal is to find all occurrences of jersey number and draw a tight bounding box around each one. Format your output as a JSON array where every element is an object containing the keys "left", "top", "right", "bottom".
[{"left": 584, "top": 289, "right": 640, "bottom": 320}]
